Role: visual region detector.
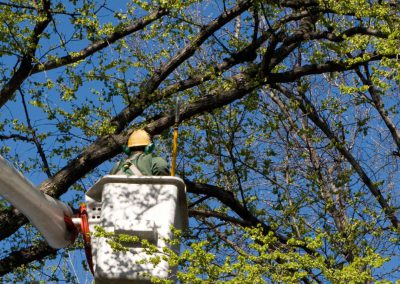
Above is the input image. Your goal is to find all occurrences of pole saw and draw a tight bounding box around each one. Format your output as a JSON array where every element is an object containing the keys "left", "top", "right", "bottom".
[{"left": 171, "top": 97, "right": 180, "bottom": 176}]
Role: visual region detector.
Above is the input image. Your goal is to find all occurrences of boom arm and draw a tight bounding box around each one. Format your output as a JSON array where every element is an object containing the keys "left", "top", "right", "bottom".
[{"left": 0, "top": 155, "right": 74, "bottom": 248}]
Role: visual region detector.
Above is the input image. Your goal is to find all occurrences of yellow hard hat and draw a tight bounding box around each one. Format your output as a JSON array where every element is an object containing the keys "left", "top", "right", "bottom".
[{"left": 127, "top": 129, "right": 151, "bottom": 148}]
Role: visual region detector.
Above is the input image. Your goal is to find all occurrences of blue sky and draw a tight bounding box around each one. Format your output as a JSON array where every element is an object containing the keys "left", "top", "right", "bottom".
[{"left": 1, "top": 0, "right": 400, "bottom": 282}]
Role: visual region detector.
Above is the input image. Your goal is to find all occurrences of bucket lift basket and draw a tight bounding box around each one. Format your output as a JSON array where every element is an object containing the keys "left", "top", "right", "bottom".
[{"left": 85, "top": 175, "right": 188, "bottom": 283}]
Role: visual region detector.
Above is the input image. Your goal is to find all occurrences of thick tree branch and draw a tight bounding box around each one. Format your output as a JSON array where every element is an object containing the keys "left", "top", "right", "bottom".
[
  {"left": 0, "top": 241, "right": 56, "bottom": 276},
  {"left": 185, "top": 181, "right": 317, "bottom": 255},
  {"left": 268, "top": 54, "right": 388, "bottom": 83},
  {"left": 281, "top": 0, "right": 319, "bottom": 8},
  {"left": 283, "top": 26, "right": 388, "bottom": 44},
  {"left": 186, "top": 180, "right": 262, "bottom": 228}
]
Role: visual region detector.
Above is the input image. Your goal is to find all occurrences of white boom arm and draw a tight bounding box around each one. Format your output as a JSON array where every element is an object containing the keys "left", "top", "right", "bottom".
[{"left": 0, "top": 155, "right": 74, "bottom": 248}]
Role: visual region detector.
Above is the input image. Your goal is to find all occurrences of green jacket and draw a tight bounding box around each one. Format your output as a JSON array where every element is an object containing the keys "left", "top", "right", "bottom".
[{"left": 110, "top": 152, "right": 169, "bottom": 176}]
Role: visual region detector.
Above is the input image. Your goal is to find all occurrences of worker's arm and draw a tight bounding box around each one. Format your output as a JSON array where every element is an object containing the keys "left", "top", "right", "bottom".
[{"left": 151, "top": 157, "right": 170, "bottom": 176}]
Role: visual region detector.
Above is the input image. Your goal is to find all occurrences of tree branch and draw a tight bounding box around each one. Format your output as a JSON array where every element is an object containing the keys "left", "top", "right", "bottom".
[
  {"left": 268, "top": 54, "right": 388, "bottom": 83},
  {"left": 189, "top": 209, "right": 251, "bottom": 227},
  {"left": 0, "top": 241, "right": 56, "bottom": 276},
  {"left": 19, "top": 88, "right": 52, "bottom": 177},
  {"left": 0, "top": 134, "right": 34, "bottom": 142}
]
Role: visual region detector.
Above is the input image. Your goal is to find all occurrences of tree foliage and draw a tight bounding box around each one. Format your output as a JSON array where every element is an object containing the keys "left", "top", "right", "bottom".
[{"left": 0, "top": 0, "right": 399, "bottom": 282}]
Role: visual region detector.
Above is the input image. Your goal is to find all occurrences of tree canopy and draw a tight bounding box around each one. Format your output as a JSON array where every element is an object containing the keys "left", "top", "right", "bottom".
[{"left": 0, "top": 0, "right": 399, "bottom": 282}]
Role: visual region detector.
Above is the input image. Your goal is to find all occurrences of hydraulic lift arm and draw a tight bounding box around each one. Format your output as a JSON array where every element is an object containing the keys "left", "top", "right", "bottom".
[{"left": 0, "top": 155, "right": 74, "bottom": 248}]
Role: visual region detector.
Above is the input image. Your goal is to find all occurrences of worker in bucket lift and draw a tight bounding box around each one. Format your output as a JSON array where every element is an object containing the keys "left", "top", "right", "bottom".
[{"left": 110, "top": 129, "right": 170, "bottom": 176}]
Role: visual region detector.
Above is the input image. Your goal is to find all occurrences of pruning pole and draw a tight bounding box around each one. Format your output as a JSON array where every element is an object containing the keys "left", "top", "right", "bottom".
[{"left": 171, "top": 97, "right": 180, "bottom": 176}]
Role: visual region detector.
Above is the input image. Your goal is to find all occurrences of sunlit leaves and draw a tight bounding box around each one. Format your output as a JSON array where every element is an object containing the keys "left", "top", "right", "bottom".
[{"left": 0, "top": 0, "right": 400, "bottom": 282}]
